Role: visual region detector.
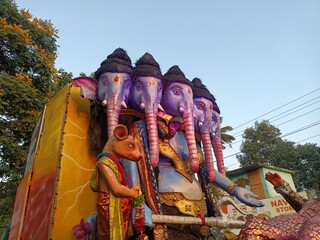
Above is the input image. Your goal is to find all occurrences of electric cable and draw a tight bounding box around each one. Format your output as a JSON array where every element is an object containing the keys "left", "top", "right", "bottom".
[
  {"left": 269, "top": 97, "right": 320, "bottom": 122},
  {"left": 276, "top": 107, "right": 320, "bottom": 127},
  {"left": 230, "top": 106, "right": 320, "bottom": 146},
  {"left": 232, "top": 87, "right": 320, "bottom": 130},
  {"left": 230, "top": 88, "right": 320, "bottom": 136},
  {"left": 223, "top": 88, "right": 320, "bottom": 169},
  {"left": 224, "top": 121, "right": 320, "bottom": 167},
  {"left": 296, "top": 134, "right": 320, "bottom": 144},
  {"left": 280, "top": 121, "right": 320, "bottom": 138},
  {"left": 232, "top": 97, "right": 320, "bottom": 139}
]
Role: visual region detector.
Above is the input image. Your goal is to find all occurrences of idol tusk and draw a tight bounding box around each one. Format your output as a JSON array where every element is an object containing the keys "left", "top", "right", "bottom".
[
  {"left": 102, "top": 99, "right": 108, "bottom": 106},
  {"left": 158, "top": 104, "right": 164, "bottom": 112},
  {"left": 121, "top": 100, "right": 128, "bottom": 108}
]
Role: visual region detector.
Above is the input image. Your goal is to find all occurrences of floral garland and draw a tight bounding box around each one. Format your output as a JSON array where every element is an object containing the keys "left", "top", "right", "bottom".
[{"left": 133, "top": 184, "right": 147, "bottom": 240}]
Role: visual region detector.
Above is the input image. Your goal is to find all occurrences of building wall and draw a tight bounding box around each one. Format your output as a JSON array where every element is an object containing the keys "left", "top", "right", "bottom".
[{"left": 248, "top": 169, "right": 266, "bottom": 199}]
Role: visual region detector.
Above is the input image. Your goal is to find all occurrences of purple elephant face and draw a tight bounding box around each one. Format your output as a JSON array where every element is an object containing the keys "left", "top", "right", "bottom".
[
  {"left": 130, "top": 76, "right": 163, "bottom": 168},
  {"left": 194, "top": 97, "right": 221, "bottom": 136},
  {"left": 97, "top": 72, "right": 131, "bottom": 107},
  {"left": 72, "top": 72, "right": 132, "bottom": 139},
  {"left": 131, "top": 76, "right": 163, "bottom": 114},
  {"left": 163, "top": 82, "right": 199, "bottom": 172},
  {"left": 212, "top": 110, "right": 221, "bottom": 138},
  {"left": 194, "top": 97, "right": 215, "bottom": 133},
  {"left": 193, "top": 97, "right": 225, "bottom": 180},
  {"left": 163, "top": 82, "right": 194, "bottom": 117}
]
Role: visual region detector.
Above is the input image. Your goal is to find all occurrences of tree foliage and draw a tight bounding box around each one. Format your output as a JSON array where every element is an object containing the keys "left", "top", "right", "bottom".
[
  {"left": 0, "top": 0, "right": 72, "bottom": 227},
  {"left": 221, "top": 125, "right": 235, "bottom": 149},
  {"left": 220, "top": 117, "right": 236, "bottom": 150},
  {"left": 295, "top": 143, "right": 320, "bottom": 192},
  {"left": 237, "top": 120, "right": 320, "bottom": 191},
  {"left": 237, "top": 120, "right": 281, "bottom": 165}
]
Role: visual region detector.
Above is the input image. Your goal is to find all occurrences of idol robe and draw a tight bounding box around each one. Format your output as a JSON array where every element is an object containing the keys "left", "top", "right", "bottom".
[{"left": 91, "top": 154, "right": 133, "bottom": 240}]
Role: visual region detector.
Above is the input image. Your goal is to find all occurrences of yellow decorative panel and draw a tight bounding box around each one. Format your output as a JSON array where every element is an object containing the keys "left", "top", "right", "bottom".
[
  {"left": 33, "top": 85, "right": 69, "bottom": 177},
  {"left": 52, "top": 85, "right": 98, "bottom": 239}
]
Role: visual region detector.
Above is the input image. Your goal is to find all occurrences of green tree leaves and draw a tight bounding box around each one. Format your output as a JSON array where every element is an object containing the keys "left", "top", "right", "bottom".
[
  {"left": 295, "top": 143, "right": 320, "bottom": 191},
  {"left": 236, "top": 120, "right": 320, "bottom": 191},
  {"left": 0, "top": 72, "right": 44, "bottom": 162},
  {"left": 237, "top": 120, "right": 281, "bottom": 165},
  {"left": 220, "top": 117, "right": 236, "bottom": 149},
  {"left": 0, "top": 0, "right": 72, "bottom": 230}
]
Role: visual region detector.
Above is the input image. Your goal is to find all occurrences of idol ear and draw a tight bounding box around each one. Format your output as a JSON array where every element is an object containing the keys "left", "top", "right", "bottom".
[
  {"left": 72, "top": 76, "right": 97, "bottom": 100},
  {"left": 113, "top": 124, "right": 128, "bottom": 140}
]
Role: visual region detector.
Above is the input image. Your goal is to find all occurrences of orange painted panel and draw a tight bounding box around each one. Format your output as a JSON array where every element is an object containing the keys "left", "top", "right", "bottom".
[
  {"left": 21, "top": 174, "right": 55, "bottom": 239},
  {"left": 8, "top": 172, "right": 31, "bottom": 240}
]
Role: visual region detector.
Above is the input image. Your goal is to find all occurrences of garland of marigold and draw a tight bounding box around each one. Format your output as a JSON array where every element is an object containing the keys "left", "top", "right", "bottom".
[{"left": 132, "top": 184, "right": 147, "bottom": 239}]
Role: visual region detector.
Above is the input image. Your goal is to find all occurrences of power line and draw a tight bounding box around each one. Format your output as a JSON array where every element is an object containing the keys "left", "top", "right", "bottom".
[
  {"left": 231, "top": 96, "right": 320, "bottom": 139},
  {"left": 226, "top": 162, "right": 240, "bottom": 168},
  {"left": 224, "top": 152, "right": 240, "bottom": 159},
  {"left": 229, "top": 139, "right": 243, "bottom": 146},
  {"left": 223, "top": 88, "right": 320, "bottom": 167},
  {"left": 281, "top": 121, "right": 320, "bottom": 138},
  {"left": 231, "top": 88, "right": 320, "bottom": 131},
  {"left": 225, "top": 133, "right": 320, "bottom": 168},
  {"left": 224, "top": 121, "right": 320, "bottom": 165},
  {"left": 296, "top": 134, "right": 320, "bottom": 144},
  {"left": 269, "top": 97, "right": 320, "bottom": 122},
  {"left": 230, "top": 106, "right": 320, "bottom": 146},
  {"left": 276, "top": 107, "right": 320, "bottom": 127}
]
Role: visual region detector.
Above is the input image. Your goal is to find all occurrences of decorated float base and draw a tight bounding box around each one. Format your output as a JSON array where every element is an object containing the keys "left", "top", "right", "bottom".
[{"left": 9, "top": 84, "right": 97, "bottom": 239}]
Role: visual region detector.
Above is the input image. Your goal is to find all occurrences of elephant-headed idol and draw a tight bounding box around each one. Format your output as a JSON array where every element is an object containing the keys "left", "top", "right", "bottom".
[
  {"left": 72, "top": 48, "right": 133, "bottom": 155},
  {"left": 162, "top": 66, "right": 199, "bottom": 173},
  {"left": 191, "top": 77, "right": 264, "bottom": 208},
  {"left": 130, "top": 65, "right": 206, "bottom": 239},
  {"left": 130, "top": 52, "right": 164, "bottom": 168},
  {"left": 192, "top": 77, "right": 225, "bottom": 182},
  {"left": 121, "top": 52, "right": 165, "bottom": 239},
  {"left": 158, "top": 66, "right": 206, "bottom": 239}
]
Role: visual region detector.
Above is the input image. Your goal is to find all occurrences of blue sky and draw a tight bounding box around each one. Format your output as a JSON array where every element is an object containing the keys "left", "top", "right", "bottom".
[{"left": 15, "top": 0, "right": 320, "bottom": 170}]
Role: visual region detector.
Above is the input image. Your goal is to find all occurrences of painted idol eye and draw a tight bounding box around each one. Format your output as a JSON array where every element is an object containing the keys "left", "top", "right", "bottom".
[
  {"left": 196, "top": 102, "right": 205, "bottom": 110},
  {"left": 196, "top": 104, "right": 203, "bottom": 110},
  {"left": 172, "top": 88, "right": 181, "bottom": 95},
  {"left": 135, "top": 83, "right": 142, "bottom": 90},
  {"left": 124, "top": 80, "right": 131, "bottom": 88},
  {"left": 170, "top": 86, "right": 182, "bottom": 96},
  {"left": 100, "top": 76, "right": 108, "bottom": 86}
]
